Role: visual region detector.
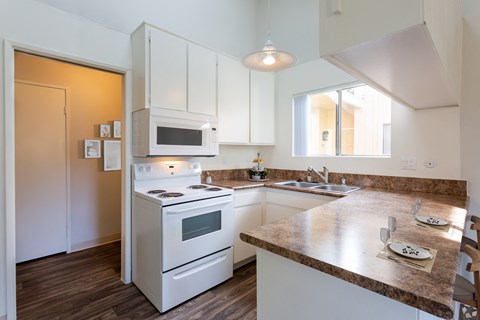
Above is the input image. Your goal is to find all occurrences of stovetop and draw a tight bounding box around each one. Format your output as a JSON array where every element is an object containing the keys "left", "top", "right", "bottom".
[
  {"left": 132, "top": 162, "right": 233, "bottom": 206},
  {"left": 135, "top": 183, "right": 233, "bottom": 206}
]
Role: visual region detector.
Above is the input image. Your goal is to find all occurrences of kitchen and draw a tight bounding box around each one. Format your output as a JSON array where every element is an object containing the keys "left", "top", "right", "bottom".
[{"left": 1, "top": 0, "right": 480, "bottom": 319}]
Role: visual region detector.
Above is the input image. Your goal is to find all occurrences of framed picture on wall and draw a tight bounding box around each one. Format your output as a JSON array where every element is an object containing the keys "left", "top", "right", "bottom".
[
  {"left": 113, "top": 120, "right": 121, "bottom": 138},
  {"left": 104, "top": 140, "right": 121, "bottom": 171},
  {"left": 84, "top": 140, "right": 101, "bottom": 158},
  {"left": 100, "top": 124, "right": 111, "bottom": 138}
]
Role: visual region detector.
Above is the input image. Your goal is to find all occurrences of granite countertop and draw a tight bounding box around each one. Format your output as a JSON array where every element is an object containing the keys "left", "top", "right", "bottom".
[{"left": 231, "top": 183, "right": 468, "bottom": 319}]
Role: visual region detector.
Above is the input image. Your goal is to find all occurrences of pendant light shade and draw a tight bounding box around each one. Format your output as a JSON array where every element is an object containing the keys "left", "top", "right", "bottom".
[
  {"left": 242, "top": 40, "right": 297, "bottom": 72},
  {"left": 242, "top": 0, "right": 297, "bottom": 72}
]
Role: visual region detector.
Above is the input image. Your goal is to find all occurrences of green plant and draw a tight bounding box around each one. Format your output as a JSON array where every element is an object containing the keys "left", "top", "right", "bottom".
[{"left": 248, "top": 168, "right": 268, "bottom": 178}]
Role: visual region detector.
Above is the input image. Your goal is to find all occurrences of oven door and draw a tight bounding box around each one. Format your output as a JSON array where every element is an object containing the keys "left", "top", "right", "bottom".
[{"left": 162, "top": 195, "right": 234, "bottom": 271}]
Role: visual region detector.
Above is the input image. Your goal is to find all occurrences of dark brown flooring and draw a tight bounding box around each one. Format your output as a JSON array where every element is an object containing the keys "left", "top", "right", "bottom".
[{"left": 16, "top": 242, "right": 257, "bottom": 320}]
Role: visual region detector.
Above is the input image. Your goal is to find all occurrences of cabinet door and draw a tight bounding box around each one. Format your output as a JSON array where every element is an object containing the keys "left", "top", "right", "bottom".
[
  {"left": 188, "top": 43, "right": 217, "bottom": 116},
  {"left": 250, "top": 71, "right": 275, "bottom": 144},
  {"left": 264, "top": 203, "right": 302, "bottom": 224},
  {"left": 234, "top": 204, "right": 263, "bottom": 264},
  {"left": 149, "top": 27, "right": 187, "bottom": 111},
  {"left": 217, "top": 54, "right": 250, "bottom": 144},
  {"left": 265, "top": 189, "right": 335, "bottom": 224}
]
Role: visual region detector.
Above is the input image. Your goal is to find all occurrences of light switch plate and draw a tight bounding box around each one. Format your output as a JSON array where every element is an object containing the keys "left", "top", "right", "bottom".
[{"left": 401, "top": 156, "right": 417, "bottom": 170}]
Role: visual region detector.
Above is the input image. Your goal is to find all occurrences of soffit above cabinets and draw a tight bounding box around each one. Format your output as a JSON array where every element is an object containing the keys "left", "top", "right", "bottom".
[
  {"left": 319, "top": 0, "right": 462, "bottom": 110},
  {"left": 323, "top": 24, "right": 457, "bottom": 109}
]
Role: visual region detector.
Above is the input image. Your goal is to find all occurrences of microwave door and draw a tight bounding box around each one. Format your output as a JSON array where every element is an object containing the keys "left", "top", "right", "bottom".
[{"left": 156, "top": 126, "right": 203, "bottom": 147}]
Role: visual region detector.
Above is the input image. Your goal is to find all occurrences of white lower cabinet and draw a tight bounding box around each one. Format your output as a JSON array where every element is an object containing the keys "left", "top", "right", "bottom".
[
  {"left": 265, "top": 188, "right": 336, "bottom": 224},
  {"left": 233, "top": 189, "right": 264, "bottom": 265},
  {"left": 233, "top": 187, "right": 337, "bottom": 267}
]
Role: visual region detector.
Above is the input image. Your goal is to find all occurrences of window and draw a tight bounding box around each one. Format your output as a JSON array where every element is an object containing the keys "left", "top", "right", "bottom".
[{"left": 293, "top": 84, "right": 391, "bottom": 157}]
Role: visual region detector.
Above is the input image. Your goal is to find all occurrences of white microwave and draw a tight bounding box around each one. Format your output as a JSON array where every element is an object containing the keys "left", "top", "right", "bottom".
[{"left": 132, "top": 108, "right": 219, "bottom": 157}]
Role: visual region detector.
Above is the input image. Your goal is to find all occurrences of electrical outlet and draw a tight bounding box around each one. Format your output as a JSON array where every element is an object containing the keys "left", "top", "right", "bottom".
[
  {"left": 424, "top": 160, "right": 437, "bottom": 168},
  {"left": 401, "top": 156, "right": 417, "bottom": 170}
]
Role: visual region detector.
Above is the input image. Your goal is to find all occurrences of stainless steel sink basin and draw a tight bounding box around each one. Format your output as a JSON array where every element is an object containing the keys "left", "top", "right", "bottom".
[
  {"left": 276, "top": 181, "right": 321, "bottom": 188},
  {"left": 275, "top": 181, "right": 362, "bottom": 194},
  {"left": 312, "top": 184, "right": 361, "bottom": 193}
]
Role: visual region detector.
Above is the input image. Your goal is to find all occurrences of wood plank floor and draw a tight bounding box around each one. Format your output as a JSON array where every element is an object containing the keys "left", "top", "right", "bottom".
[{"left": 16, "top": 242, "right": 257, "bottom": 319}]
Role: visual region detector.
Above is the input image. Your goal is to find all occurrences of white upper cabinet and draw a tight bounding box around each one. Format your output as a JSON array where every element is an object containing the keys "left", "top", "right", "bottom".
[
  {"left": 133, "top": 23, "right": 217, "bottom": 115},
  {"left": 319, "top": 0, "right": 462, "bottom": 109},
  {"left": 188, "top": 43, "right": 217, "bottom": 116},
  {"left": 149, "top": 27, "right": 187, "bottom": 111},
  {"left": 132, "top": 24, "right": 187, "bottom": 111},
  {"left": 132, "top": 22, "right": 275, "bottom": 142},
  {"left": 250, "top": 71, "right": 275, "bottom": 145},
  {"left": 217, "top": 56, "right": 276, "bottom": 145},
  {"left": 217, "top": 54, "right": 250, "bottom": 144}
]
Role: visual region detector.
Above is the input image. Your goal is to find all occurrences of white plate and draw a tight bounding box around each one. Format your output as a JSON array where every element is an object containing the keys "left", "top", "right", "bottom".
[
  {"left": 388, "top": 242, "right": 432, "bottom": 260},
  {"left": 415, "top": 215, "right": 449, "bottom": 226}
]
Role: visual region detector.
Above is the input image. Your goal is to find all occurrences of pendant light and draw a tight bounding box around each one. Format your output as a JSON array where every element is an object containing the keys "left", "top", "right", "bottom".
[{"left": 242, "top": 0, "right": 297, "bottom": 72}]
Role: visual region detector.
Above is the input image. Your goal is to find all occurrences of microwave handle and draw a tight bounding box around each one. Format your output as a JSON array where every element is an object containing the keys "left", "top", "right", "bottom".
[{"left": 166, "top": 200, "right": 232, "bottom": 215}]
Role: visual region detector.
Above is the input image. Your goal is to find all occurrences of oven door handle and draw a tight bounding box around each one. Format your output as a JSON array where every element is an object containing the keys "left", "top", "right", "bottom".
[{"left": 166, "top": 200, "right": 232, "bottom": 214}]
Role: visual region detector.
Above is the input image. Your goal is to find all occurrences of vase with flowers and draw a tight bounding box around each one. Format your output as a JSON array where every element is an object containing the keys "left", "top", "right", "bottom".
[{"left": 248, "top": 153, "right": 269, "bottom": 181}]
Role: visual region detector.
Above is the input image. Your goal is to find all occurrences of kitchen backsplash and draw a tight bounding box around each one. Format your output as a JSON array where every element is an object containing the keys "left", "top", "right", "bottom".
[{"left": 202, "top": 168, "right": 467, "bottom": 196}]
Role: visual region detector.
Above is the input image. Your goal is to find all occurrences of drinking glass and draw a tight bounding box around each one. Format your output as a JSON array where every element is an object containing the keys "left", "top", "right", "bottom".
[
  {"left": 380, "top": 227, "right": 391, "bottom": 255},
  {"left": 411, "top": 204, "right": 419, "bottom": 218},
  {"left": 388, "top": 216, "right": 397, "bottom": 243},
  {"left": 415, "top": 197, "right": 422, "bottom": 213}
]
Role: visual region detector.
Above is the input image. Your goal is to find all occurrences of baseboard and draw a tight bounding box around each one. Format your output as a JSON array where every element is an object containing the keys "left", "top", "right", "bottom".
[
  {"left": 234, "top": 256, "right": 256, "bottom": 270},
  {"left": 70, "top": 233, "right": 121, "bottom": 252}
]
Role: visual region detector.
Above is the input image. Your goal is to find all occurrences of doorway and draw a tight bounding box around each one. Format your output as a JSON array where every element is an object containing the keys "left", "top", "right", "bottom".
[
  {"left": 4, "top": 42, "right": 132, "bottom": 320},
  {"left": 15, "top": 81, "right": 68, "bottom": 263},
  {"left": 14, "top": 51, "right": 123, "bottom": 261}
]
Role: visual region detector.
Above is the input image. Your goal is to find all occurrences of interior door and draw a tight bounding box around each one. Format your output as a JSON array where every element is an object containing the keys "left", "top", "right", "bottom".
[{"left": 15, "top": 81, "right": 68, "bottom": 263}]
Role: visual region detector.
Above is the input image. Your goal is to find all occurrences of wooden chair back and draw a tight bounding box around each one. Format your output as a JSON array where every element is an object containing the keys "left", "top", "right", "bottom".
[{"left": 463, "top": 244, "right": 480, "bottom": 319}]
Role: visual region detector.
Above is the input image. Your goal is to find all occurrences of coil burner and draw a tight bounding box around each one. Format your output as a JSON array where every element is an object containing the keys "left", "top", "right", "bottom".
[
  {"left": 205, "top": 187, "right": 222, "bottom": 192},
  {"left": 147, "top": 190, "right": 166, "bottom": 194},
  {"left": 188, "top": 185, "right": 208, "bottom": 189},
  {"left": 158, "top": 192, "right": 184, "bottom": 198}
]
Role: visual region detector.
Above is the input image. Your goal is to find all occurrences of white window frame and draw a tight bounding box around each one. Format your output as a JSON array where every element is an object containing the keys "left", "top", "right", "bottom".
[{"left": 292, "top": 82, "right": 392, "bottom": 158}]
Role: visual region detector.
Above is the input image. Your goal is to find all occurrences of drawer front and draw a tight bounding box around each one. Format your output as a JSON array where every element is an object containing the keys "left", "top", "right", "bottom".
[
  {"left": 162, "top": 248, "right": 233, "bottom": 312},
  {"left": 266, "top": 190, "right": 334, "bottom": 210},
  {"left": 235, "top": 189, "right": 264, "bottom": 207}
]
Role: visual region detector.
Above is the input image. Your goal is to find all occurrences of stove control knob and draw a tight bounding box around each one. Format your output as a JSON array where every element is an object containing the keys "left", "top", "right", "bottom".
[
  {"left": 145, "top": 165, "right": 151, "bottom": 172},
  {"left": 138, "top": 165, "right": 144, "bottom": 173}
]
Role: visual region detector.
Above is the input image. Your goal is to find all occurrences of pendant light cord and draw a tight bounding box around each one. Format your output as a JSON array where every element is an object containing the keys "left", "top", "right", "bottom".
[{"left": 267, "top": 0, "right": 271, "bottom": 39}]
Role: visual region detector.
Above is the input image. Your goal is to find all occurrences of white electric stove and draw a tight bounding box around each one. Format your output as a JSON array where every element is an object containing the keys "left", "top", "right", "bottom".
[{"left": 132, "top": 161, "right": 234, "bottom": 313}]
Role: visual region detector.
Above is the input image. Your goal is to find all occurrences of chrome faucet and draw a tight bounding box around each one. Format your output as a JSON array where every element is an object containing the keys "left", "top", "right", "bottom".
[{"left": 307, "top": 166, "right": 329, "bottom": 184}]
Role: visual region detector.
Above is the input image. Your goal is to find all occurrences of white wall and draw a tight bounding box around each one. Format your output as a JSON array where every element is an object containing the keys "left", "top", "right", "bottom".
[
  {"left": 34, "top": 0, "right": 322, "bottom": 65},
  {"left": 258, "top": 0, "right": 320, "bottom": 64},
  {"left": 198, "top": 145, "right": 262, "bottom": 171},
  {"left": 33, "top": 0, "right": 260, "bottom": 59},
  {"left": 461, "top": 1, "right": 480, "bottom": 216},
  {"left": 262, "top": 58, "right": 462, "bottom": 179},
  {"left": 0, "top": 38, "right": 6, "bottom": 318},
  {"left": 0, "top": 0, "right": 130, "bottom": 317}
]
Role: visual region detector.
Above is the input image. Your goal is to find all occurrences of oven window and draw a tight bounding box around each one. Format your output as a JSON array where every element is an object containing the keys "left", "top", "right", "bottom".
[
  {"left": 157, "top": 126, "right": 203, "bottom": 146},
  {"left": 182, "top": 211, "right": 221, "bottom": 241}
]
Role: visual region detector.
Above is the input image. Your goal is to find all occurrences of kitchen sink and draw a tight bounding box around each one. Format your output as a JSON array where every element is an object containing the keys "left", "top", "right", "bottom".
[
  {"left": 312, "top": 184, "right": 361, "bottom": 193},
  {"left": 275, "top": 181, "right": 362, "bottom": 194},
  {"left": 276, "top": 181, "right": 321, "bottom": 188}
]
